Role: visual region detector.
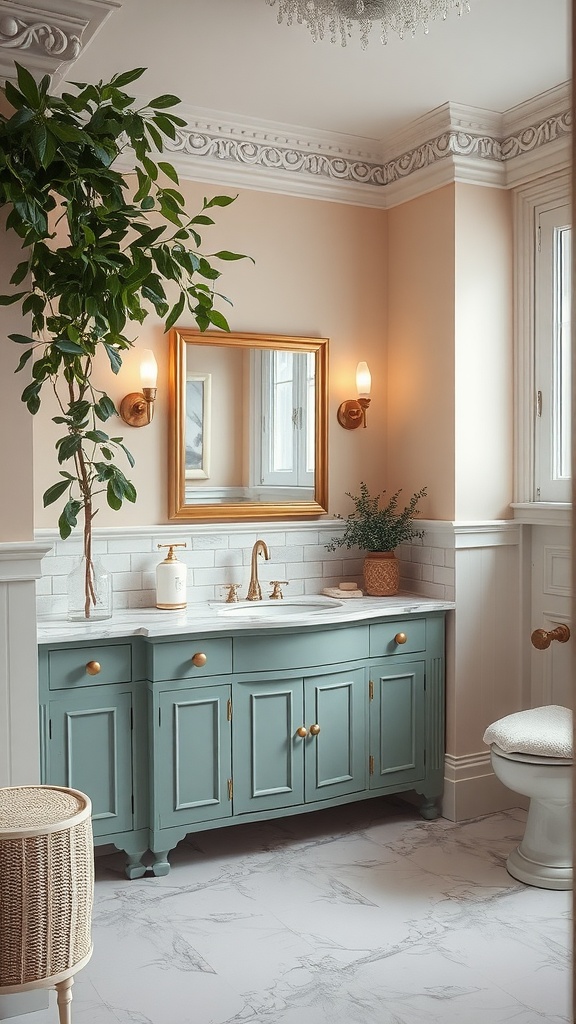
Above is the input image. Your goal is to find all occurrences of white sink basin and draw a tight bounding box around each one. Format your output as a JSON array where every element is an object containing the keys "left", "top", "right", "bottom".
[{"left": 215, "top": 596, "right": 343, "bottom": 619}]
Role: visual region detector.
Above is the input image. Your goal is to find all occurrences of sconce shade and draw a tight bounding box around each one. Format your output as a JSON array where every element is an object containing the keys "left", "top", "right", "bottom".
[
  {"left": 356, "top": 361, "right": 371, "bottom": 397},
  {"left": 139, "top": 350, "right": 158, "bottom": 389}
]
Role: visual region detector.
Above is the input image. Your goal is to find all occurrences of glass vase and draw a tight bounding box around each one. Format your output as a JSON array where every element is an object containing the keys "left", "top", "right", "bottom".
[{"left": 67, "top": 556, "right": 113, "bottom": 621}]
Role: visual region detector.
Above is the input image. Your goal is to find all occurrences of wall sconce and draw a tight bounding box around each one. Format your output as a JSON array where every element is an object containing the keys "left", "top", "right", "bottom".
[
  {"left": 337, "top": 361, "right": 372, "bottom": 429},
  {"left": 119, "top": 350, "right": 158, "bottom": 427}
]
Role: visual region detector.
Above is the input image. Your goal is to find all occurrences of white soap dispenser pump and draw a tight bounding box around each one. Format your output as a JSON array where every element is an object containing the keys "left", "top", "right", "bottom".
[{"left": 156, "top": 543, "right": 187, "bottom": 609}]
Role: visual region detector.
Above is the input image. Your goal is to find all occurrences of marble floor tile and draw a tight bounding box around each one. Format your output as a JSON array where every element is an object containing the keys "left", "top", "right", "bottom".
[{"left": 8, "top": 799, "right": 572, "bottom": 1024}]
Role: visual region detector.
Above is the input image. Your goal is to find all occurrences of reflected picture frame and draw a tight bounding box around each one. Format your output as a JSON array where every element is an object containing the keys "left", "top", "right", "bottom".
[{"left": 185, "top": 373, "right": 211, "bottom": 479}]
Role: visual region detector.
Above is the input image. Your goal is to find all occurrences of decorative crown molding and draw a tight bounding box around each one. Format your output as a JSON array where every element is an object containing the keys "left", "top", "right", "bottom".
[
  {"left": 0, "top": 1, "right": 121, "bottom": 87},
  {"left": 154, "top": 88, "right": 571, "bottom": 208}
]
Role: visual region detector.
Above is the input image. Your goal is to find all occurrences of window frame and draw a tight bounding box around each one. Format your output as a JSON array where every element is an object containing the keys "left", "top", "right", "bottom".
[{"left": 513, "top": 170, "right": 571, "bottom": 507}]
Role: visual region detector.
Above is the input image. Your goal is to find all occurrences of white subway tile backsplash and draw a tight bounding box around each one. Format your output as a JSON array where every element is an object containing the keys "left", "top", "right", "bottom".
[{"left": 36, "top": 523, "right": 456, "bottom": 615}]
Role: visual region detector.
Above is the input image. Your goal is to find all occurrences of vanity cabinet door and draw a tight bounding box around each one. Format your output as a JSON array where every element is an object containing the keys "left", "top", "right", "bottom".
[
  {"left": 47, "top": 685, "right": 134, "bottom": 837},
  {"left": 303, "top": 668, "right": 367, "bottom": 802},
  {"left": 152, "top": 684, "right": 233, "bottom": 829},
  {"left": 369, "top": 659, "right": 426, "bottom": 790},
  {"left": 232, "top": 677, "right": 305, "bottom": 814}
]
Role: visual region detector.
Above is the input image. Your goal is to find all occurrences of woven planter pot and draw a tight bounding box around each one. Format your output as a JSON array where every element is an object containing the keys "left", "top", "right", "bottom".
[{"left": 363, "top": 551, "right": 400, "bottom": 596}]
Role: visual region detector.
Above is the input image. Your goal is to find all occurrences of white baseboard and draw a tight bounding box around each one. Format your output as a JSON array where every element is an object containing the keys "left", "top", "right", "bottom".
[{"left": 441, "top": 751, "right": 528, "bottom": 822}]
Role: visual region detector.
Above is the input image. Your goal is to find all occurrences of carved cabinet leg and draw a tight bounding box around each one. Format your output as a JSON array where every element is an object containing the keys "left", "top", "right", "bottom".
[
  {"left": 124, "top": 851, "right": 147, "bottom": 880},
  {"left": 151, "top": 850, "right": 171, "bottom": 876}
]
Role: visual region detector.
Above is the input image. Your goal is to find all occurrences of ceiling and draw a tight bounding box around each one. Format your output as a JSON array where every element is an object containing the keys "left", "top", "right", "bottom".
[{"left": 69, "top": 0, "right": 570, "bottom": 143}]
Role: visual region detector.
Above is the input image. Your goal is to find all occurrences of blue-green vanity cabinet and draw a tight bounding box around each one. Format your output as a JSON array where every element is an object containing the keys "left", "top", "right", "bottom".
[
  {"left": 38, "top": 638, "right": 149, "bottom": 878},
  {"left": 232, "top": 667, "right": 367, "bottom": 815},
  {"left": 39, "top": 608, "right": 447, "bottom": 877}
]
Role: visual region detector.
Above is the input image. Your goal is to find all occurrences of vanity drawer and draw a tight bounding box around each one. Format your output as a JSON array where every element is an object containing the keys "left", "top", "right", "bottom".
[
  {"left": 48, "top": 644, "right": 132, "bottom": 689},
  {"left": 234, "top": 625, "right": 368, "bottom": 673},
  {"left": 369, "top": 619, "right": 426, "bottom": 658},
  {"left": 148, "top": 637, "right": 232, "bottom": 681}
]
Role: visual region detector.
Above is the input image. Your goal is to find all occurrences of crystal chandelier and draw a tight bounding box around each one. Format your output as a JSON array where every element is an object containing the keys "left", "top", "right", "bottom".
[{"left": 265, "top": 0, "right": 470, "bottom": 48}]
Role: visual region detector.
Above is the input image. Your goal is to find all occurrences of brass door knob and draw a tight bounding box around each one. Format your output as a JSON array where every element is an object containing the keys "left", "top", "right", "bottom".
[
  {"left": 85, "top": 661, "right": 101, "bottom": 675},
  {"left": 296, "top": 726, "right": 308, "bottom": 738},
  {"left": 394, "top": 632, "right": 407, "bottom": 645},
  {"left": 191, "top": 652, "right": 207, "bottom": 667},
  {"left": 531, "top": 624, "right": 570, "bottom": 650},
  {"left": 309, "top": 723, "right": 321, "bottom": 736}
]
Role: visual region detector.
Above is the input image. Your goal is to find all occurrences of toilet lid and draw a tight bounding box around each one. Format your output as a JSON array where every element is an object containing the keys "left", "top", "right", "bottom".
[
  {"left": 483, "top": 705, "right": 573, "bottom": 759},
  {"left": 490, "top": 743, "right": 573, "bottom": 766}
]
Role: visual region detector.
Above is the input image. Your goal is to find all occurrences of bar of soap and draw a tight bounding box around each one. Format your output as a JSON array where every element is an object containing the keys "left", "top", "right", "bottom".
[{"left": 339, "top": 582, "right": 358, "bottom": 591}]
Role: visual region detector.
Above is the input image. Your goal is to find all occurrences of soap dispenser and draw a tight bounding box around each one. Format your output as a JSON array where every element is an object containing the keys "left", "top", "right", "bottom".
[{"left": 156, "top": 543, "right": 187, "bottom": 609}]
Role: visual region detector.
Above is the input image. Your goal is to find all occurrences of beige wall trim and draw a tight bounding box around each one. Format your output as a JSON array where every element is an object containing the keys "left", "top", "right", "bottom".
[
  {"left": 142, "top": 91, "right": 572, "bottom": 208},
  {"left": 0, "top": 0, "right": 121, "bottom": 87}
]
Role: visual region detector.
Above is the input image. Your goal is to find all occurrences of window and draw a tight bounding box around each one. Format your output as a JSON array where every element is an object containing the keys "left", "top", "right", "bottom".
[
  {"left": 250, "top": 349, "right": 315, "bottom": 491},
  {"left": 534, "top": 202, "right": 571, "bottom": 502},
  {"left": 513, "top": 172, "right": 571, "bottom": 507}
]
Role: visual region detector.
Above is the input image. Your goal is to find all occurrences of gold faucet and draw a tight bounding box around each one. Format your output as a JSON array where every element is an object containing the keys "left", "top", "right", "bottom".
[{"left": 247, "top": 539, "right": 270, "bottom": 600}]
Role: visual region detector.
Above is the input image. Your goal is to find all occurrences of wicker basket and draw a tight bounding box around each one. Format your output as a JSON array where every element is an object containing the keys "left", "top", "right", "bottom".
[
  {"left": 363, "top": 551, "right": 400, "bottom": 596},
  {"left": 0, "top": 785, "right": 94, "bottom": 992}
]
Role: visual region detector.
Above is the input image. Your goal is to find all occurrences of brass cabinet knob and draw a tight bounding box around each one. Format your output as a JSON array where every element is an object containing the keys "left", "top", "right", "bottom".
[
  {"left": 296, "top": 726, "right": 308, "bottom": 738},
  {"left": 394, "top": 632, "right": 407, "bottom": 645},
  {"left": 85, "top": 660, "right": 101, "bottom": 675},
  {"left": 531, "top": 624, "right": 570, "bottom": 650},
  {"left": 309, "top": 723, "right": 321, "bottom": 736},
  {"left": 191, "top": 652, "right": 207, "bottom": 667}
]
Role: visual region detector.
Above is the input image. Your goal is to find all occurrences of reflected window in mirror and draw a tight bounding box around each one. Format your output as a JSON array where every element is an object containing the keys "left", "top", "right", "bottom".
[
  {"left": 168, "top": 329, "right": 328, "bottom": 522},
  {"left": 252, "top": 349, "right": 315, "bottom": 496}
]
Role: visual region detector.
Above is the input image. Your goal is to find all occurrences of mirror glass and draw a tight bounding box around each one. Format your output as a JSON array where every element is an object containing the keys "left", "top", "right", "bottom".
[{"left": 168, "top": 329, "right": 328, "bottom": 521}]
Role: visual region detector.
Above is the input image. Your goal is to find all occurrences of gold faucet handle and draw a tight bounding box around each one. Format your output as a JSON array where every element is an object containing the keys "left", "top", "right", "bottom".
[
  {"left": 269, "top": 581, "right": 289, "bottom": 600},
  {"left": 223, "top": 583, "right": 241, "bottom": 603}
]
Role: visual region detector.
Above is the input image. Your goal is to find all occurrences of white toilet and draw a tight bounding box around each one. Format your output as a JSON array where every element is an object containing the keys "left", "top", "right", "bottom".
[{"left": 483, "top": 705, "right": 573, "bottom": 891}]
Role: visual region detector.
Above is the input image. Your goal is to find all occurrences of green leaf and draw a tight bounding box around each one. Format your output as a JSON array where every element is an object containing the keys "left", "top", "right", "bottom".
[
  {"left": 85, "top": 430, "right": 109, "bottom": 443},
  {"left": 148, "top": 94, "right": 180, "bottom": 109},
  {"left": 0, "top": 292, "right": 26, "bottom": 305},
  {"left": 164, "top": 292, "right": 185, "bottom": 331},
  {"left": 14, "top": 348, "right": 33, "bottom": 373},
  {"left": 106, "top": 481, "right": 122, "bottom": 511},
  {"left": 57, "top": 434, "right": 82, "bottom": 463},
  {"left": 15, "top": 63, "right": 40, "bottom": 107},
  {"left": 207, "top": 308, "right": 231, "bottom": 331},
  {"left": 43, "top": 479, "right": 70, "bottom": 507},
  {"left": 9, "top": 333, "right": 37, "bottom": 345},
  {"left": 110, "top": 68, "right": 147, "bottom": 88},
  {"left": 212, "top": 250, "right": 250, "bottom": 261},
  {"left": 204, "top": 195, "right": 237, "bottom": 208},
  {"left": 103, "top": 344, "right": 123, "bottom": 375},
  {"left": 158, "top": 161, "right": 179, "bottom": 184},
  {"left": 54, "top": 338, "right": 84, "bottom": 354}
]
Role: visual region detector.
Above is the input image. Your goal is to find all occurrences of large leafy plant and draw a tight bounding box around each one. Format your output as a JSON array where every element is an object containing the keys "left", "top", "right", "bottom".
[
  {"left": 0, "top": 63, "right": 250, "bottom": 616},
  {"left": 326, "top": 482, "right": 427, "bottom": 553}
]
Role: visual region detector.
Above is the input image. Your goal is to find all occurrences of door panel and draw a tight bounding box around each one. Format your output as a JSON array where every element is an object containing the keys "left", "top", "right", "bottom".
[
  {"left": 304, "top": 669, "right": 367, "bottom": 801},
  {"left": 370, "top": 661, "right": 425, "bottom": 790},
  {"left": 156, "top": 685, "right": 232, "bottom": 829},
  {"left": 49, "top": 688, "right": 133, "bottom": 836},
  {"left": 233, "top": 678, "right": 304, "bottom": 813}
]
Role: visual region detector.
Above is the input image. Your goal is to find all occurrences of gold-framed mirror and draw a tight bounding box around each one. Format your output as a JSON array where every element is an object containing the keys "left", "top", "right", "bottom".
[{"left": 168, "top": 329, "right": 328, "bottom": 521}]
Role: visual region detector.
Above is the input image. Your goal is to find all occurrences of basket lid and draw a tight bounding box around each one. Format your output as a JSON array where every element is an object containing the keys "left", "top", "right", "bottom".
[{"left": 0, "top": 786, "right": 91, "bottom": 839}]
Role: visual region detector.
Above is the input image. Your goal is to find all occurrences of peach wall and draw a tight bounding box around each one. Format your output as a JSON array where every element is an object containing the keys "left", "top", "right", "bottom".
[
  {"left": 386, "top": 186, "right": 456, "bottom": 521},
  {"left": 454, "top": 183, "right": 514, "bottom": 520},
  {"left": 32, "top": 181, "right": 388, "bottom": 528}
]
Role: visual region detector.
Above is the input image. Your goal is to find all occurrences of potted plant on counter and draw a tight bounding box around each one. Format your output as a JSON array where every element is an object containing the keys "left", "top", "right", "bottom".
[
  {"left": 325, "top": 482, "right": 427, "bottom": 596},
  {"left": 0, "top": 63, "right": 250, "bottom": 619}
]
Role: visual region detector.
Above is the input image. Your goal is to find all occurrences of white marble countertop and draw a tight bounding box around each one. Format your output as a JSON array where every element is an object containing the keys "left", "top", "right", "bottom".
[{"left": 36, "top": 594, "right": 455, "bottom": 644}]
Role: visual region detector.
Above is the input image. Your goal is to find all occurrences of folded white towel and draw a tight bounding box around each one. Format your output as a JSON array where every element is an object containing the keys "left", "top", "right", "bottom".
[{"left": 483, "top": 705, "right": 573, "bottom": 759}]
